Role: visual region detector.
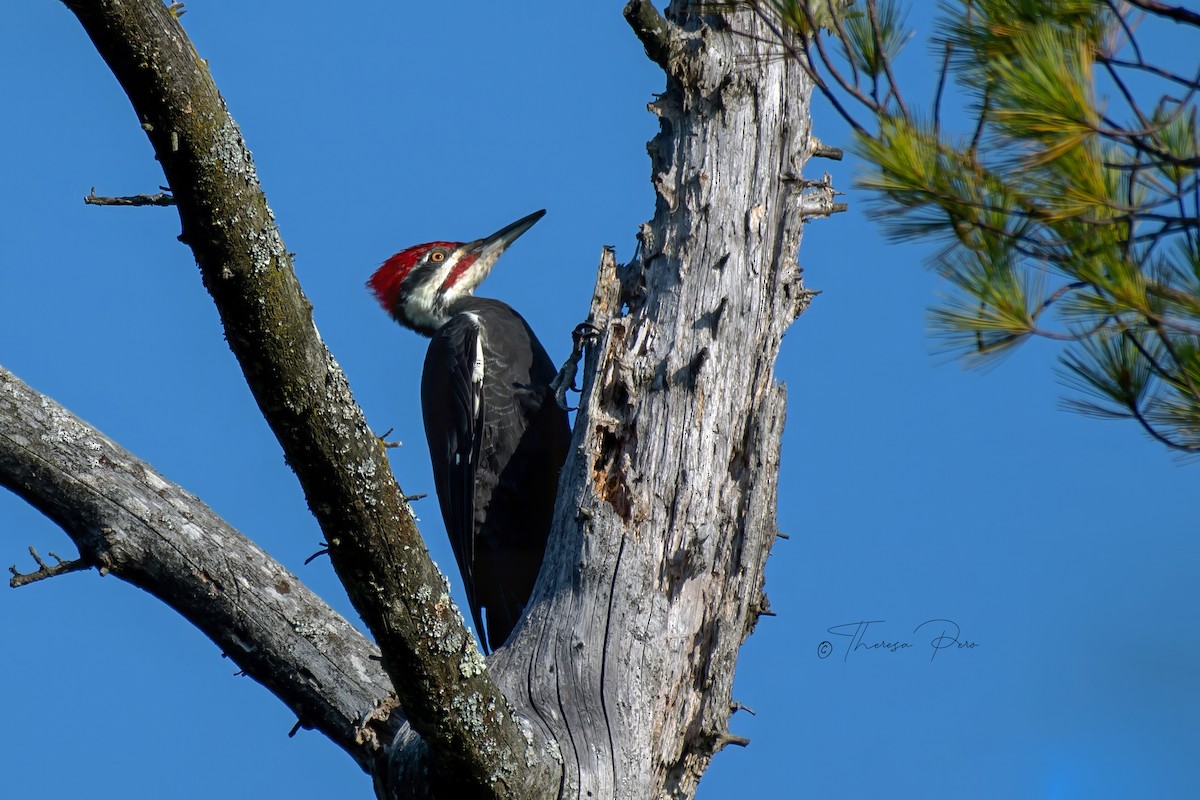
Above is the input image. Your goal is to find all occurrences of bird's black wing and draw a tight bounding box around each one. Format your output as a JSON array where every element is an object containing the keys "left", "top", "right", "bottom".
[{"left": 421, "top": 313, "right": 487, "bottom": 645}]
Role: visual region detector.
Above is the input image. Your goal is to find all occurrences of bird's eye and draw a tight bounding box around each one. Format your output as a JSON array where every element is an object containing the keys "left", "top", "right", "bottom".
[{"left": 429, "top": 250, "right": 447, "bottom": 263}]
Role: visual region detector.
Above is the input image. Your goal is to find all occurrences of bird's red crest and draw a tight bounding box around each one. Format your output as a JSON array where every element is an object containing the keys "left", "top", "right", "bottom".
[{"left": 368, "top": 241, "right": 458, "bottom": 312}]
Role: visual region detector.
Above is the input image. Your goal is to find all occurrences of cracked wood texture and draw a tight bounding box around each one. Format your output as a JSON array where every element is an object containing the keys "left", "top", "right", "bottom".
[
  {"left": 2, "top": 1, "right": 826, "bottom": 798},
  {"left": 488, "top": 3, "right": 823, "bottom": 797}
]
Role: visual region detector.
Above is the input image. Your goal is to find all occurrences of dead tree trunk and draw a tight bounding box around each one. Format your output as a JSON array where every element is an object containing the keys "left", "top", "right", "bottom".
[
  {"left": 2, "top": 2, "right": 831, "bottom": 798},
  {"left": 482, "top": 4, "right": 824, "bottom": 796}
]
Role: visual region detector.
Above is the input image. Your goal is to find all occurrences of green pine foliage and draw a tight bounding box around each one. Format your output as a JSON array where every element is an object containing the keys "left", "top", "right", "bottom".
[{"left": 741, "top": 0, "right": 1200, "bottom": 452}]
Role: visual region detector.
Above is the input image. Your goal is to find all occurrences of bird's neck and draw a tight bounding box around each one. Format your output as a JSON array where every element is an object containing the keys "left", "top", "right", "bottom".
[{"left": 399, "top": 294, "right": 492, "bottom": 337}]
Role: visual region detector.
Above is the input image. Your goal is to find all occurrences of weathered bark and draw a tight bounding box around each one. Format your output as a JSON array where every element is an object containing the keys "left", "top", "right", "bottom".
[
  {"left": 54, "top": 0, "right": 553, "bottom": 796},
  {"left": 3, "top": 1, "right": 828, "bottom": 798},
  {"left": 486, "top": 3, "right": 824, "bottom": 796},
  {"left": 0, "top": 367, "right": 402, "bottom": 770}
]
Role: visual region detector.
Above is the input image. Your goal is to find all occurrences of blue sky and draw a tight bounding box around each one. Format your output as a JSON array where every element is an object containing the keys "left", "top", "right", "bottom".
[{"left": 2, "top": 3, "right": 1197, "bottom": 798}]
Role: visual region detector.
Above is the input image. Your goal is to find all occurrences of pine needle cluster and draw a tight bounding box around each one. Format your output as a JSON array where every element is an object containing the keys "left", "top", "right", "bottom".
[{"left": 733, "top": 0, "right": 1200, "bottom": 452}]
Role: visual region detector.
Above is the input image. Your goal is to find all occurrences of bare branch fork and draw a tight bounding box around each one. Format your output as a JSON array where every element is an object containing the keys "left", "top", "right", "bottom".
[{"left": 8, "top": 546, "right": 90, "bottom": 588}]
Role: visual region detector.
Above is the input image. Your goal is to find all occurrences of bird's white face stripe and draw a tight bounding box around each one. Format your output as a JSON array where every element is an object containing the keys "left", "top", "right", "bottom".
[
  {"left": 437, "top": 225, "right": 524, "bottom": 311},
  {"left": 446, "top": 249, "right": 500, "bottom": 301},
  {"left": 404, "top": 254, "right": 455, "bottom": 332},
  {"left": 399, "top": 246, "right": 482, "bottom": 333}
]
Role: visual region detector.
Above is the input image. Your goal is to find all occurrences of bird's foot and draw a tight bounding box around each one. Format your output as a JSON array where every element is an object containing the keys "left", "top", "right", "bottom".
[{"left": 551, "top": 322, "right": 602, "bottom": 411}]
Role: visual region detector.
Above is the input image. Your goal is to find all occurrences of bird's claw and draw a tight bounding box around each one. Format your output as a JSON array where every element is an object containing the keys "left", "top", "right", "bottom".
[
  {"left": 551, "top": 322, "right": 602, "bottom": 411},
  {"left": 551, "top": 368, "right": 578, "bottom": 411},
  {"left": 572, "top": 322, "right": 602, "bottom": 343}
]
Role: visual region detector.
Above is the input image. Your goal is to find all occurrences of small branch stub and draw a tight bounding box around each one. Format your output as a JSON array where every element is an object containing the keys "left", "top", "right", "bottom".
[
  {"left": 624, "top": 0, "right": 674, "bottom": 73},
  {"left": 792, "top": 174, "right": 847, "bottom": 219},
  {"left": 85, "top": 187, "right": 176, "bottom": 207},
  {"left": 715, "top": 732, "right": 751, "bottom": 750},
  {"left": 9, "top": 547, "right": 90, "bottom": 588},
  {"left": 811, "top": 142, "right": 844, "bottom": 160}
]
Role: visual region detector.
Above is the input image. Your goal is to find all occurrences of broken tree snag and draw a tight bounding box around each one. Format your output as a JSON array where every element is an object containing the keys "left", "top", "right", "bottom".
[{"left": 489, "top": 3, "right": 818, "bottom": 798}]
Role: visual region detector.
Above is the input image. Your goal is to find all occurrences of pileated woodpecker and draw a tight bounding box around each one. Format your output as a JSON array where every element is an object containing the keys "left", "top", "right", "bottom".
[{"left": 368, "top": 210, "right": 570, "bottom": 653}]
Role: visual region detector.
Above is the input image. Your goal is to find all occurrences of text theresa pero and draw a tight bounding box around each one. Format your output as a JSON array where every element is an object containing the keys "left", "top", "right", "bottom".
[{"left": 817, "top": 619, "right": 979, "bottom": 662}]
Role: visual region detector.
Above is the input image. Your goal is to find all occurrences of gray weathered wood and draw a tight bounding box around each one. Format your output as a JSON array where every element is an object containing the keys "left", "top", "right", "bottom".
[
  {"left": 2, "top": 2, "right": 827, "bottom": 797},
  {"left": 53, "top": 1, "right": 557, "bottom": 796},
  {"left": 0, "top": 366, "right": 401, "bottom": 772},
  {"left": 489, "top": 3, "right": 823, "bottom": 796}
]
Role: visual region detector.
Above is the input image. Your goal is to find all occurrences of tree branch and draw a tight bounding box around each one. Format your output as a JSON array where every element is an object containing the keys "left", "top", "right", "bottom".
[
  {"left": 8, "top": 546, "right": 90, "bottom": 587},
  {"left": 58, "top": 0, "right": 551, "bottom": 794},
  {"left": 15, "top": 1, "right": 823, "bottom": 795},
  {"left": 625, "top": 0, "right": 678, "bottom": 73},
  {"left": 0, "top": 365, "right": 400, "bottom": 770},
  {"left": 1122, "top": 0, "right": 1200, "bottom": 27},
  {"left": 84, "top": 188, "right": 176, "bottom": 206}
]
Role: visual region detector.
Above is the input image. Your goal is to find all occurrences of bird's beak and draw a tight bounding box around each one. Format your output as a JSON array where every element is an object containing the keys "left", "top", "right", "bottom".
[
  {"left": 442, "top": 210, "right": 546, "bottom": 298},
  {"left": 468, "top": 209, "right": 546, "bottom": 264}
]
